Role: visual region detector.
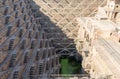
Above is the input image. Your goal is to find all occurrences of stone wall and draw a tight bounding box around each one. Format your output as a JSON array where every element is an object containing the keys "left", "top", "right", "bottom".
[{"left": 0, "top": 0, "right": 60, "bottom": 79}]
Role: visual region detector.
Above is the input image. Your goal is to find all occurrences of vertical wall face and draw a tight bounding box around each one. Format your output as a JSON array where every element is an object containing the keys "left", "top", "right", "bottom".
[{"left": 0, "top": 0, "right": 60, "bottom": 79}]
